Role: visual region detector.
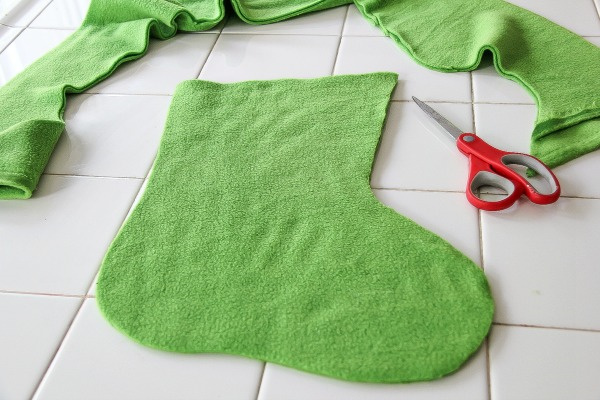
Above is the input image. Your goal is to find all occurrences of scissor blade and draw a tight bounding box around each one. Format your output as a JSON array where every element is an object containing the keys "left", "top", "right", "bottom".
[{"left": 412, "top": 96, "right": 463, "bottom": 141}]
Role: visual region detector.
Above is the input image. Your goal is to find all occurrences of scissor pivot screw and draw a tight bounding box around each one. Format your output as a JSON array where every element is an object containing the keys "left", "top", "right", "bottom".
[{"left": 462, "top": 135, "right": 475, "bottom": 142}]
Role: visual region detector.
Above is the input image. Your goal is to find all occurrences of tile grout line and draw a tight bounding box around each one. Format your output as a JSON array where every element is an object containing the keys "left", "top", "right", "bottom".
[
  {"left": 0, "top": 26, "right": 23, "bottom": 54},
  {"left": 27, "top": 296, "right": 86, "bottom": 400},
  {"left": 42, "top": 172, "right": 145, "bottom": 180},
  {"left": 492, "top": 321, "right": 600, "bottom": 334},
  {"left": 0, "top": 289, "right": 92, "bottom": 299},
  {"left": 26, "top": 25, "right": 82, "bottom": 31},
  {"left": 329, "top": 5, "right": 350, "bottom": 76},
  {"left": 485, "top": 339, "right": 492, "bottom": 400},
  {"left": 371, "top": 187, "right": 465, "bottom": 194},
  {"left": 28, "top": 177, "right": 148, "bottom": 400},
  {"left": 219, "top": 31, "right": 342, "bottom": 37},
  {"left": 83, "top": 91, "right": 173, "bottom": 97},
  {"left": 195, "top": 23, "right": 225, "bottom": 79},
  {"left": 470, "top": 70, "right": 492, "bottom": 400},
  {"left": 390, "top": 99, "right": 536, "bottom": 105},
  {"left": 254, "top": 362, "right": 267, "bottom": 400}
]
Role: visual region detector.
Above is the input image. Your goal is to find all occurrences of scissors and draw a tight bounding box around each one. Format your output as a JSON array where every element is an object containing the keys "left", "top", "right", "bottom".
[{"left": 412, "top": 97, "right": 560, "bottom": 211}]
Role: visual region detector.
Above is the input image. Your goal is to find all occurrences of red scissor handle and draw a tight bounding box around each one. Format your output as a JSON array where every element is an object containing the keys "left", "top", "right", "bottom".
[{"left": 456, "top": 133, "right": 561, "bottom": 211}]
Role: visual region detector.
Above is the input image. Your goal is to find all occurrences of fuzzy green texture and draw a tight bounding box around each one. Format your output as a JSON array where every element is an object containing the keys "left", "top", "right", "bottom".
[
  {"left": 355, "top": 0, "right": 600, "bottom": 169},
  {"left": 0, "top": 0, "right": 350, "bottom": 199},
  {"left": 0, "top": 0, "right": 598, "bottom": 199},
  {"left": 232, "top": 0, "right": 351, "bottom": 24},
  {"left": 97, "top": 73, "right": 494, "bottom": 383}
]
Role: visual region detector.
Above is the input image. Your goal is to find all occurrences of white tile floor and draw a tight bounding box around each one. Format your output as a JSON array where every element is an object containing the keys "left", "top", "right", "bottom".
[{"left": 1, "top": 0, "right": 599, "bottom": 399}]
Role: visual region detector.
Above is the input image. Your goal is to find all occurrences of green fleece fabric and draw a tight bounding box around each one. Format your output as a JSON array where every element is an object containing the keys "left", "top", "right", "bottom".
[
  {"left": 0, "top": 0, "right": 598, "bottom": 199},
  {"left": 97, "top": 73, "right": 494, "bottom": 383},
  {"left": 232, "top": 0, "right": 351, "bottom": 24},
  {"left": 355, "top": 0, "right": 600, "bottom": 169},
  {"left": 0, "top": 0, "right": 349, "bottom": 199}
]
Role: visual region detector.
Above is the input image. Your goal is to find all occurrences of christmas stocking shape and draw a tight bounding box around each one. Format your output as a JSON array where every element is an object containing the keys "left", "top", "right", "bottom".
[{"left": 97, "top": 73, "right": 494, "bottom": 383}]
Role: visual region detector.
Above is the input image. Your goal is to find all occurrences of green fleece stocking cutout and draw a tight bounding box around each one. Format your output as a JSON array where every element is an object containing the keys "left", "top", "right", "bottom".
[{"left": 97, "top": 73, "right": 493, "bottom": 383}]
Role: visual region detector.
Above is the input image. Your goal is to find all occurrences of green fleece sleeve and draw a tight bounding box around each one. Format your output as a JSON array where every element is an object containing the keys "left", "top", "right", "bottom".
[{"left": 354, "top": 0, "right": 600, "bottom": 169}]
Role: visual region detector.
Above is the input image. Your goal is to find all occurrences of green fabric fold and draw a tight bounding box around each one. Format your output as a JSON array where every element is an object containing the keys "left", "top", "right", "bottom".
[
  {"left": 354, "top": 0, "right": 600, "bottom": 168},
  {"left": 231, "top": 0, "right": 352, "bottom": 24},
  {"left": 97, "top": 73, "right": 494, "bottom": 383}
]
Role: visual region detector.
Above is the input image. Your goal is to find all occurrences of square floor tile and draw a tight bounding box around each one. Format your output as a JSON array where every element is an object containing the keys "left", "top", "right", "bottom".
[
  {"left": 0, "top": 0, "right": 52, "bottom": 28},
  {"left": 29, "top": 0, "right": 90, "bottom": 30},
  {"left": 199, "top": 34, "right": 339, "bottom": 82},
  {"left": 335, "top": 36, "right": 472, "bottom": 102},
  {"left": 0, "top": 293, "right": 80, "bottom": 400},
  {"left": 258, "top": 346, "right": 488, "bottom": 400},
  {"left": 342, "top": 4, "right": 384, "bottom": 37},
  {"left": 505, "top": 0, "right": 600, "bottom": 36},
  {"left": 474, "top": 103, "right": 600, "bottom": 198},
  {"left": 371, "top": 101, "right": 472, "bottom": 191},
  {"left": 373, "top": 189, "right": 481, "bottom": 265},
  {"left": 471, "top": 57, "right": 536, "bottom": 105},
  {"left": 489, "top": 325, "right": 600, "bottom": 400},
  {"left": 34, "top": 299, "right": 264, "bottom": 400},
  {"left": 223, "top": 6, "right": 347, "bottom": 35},
  {"left": 0, "top": 28, "right": 72, "bottom": 85},
  {"left": 45, "top": 94, "right": 171, "bottom": 178},
  {"left": 87, "top": 33, "right": 217, "bottom": 95},
  {"left": 474, "top": 104, "right": 537, "bottom": 154},
  {"left": 0, "top": 24, "right": 21, "bottom": 52},
  {"left": 482, "top": 197, "right": 600, "bottom": 330},
  {"left": 0, "top": 175, "right": 142, "bottom": 295}
]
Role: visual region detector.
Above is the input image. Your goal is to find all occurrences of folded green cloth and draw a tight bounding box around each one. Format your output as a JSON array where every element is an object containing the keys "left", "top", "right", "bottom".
[
  {"left": 0, "top": 0, "right": 598, "bottom": 199},
  {"left": 355, "top": 0, "right": 600, "bottom": 169},
  {"left": 97, "top": 73, "right": 494, "bottom": 383}
]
